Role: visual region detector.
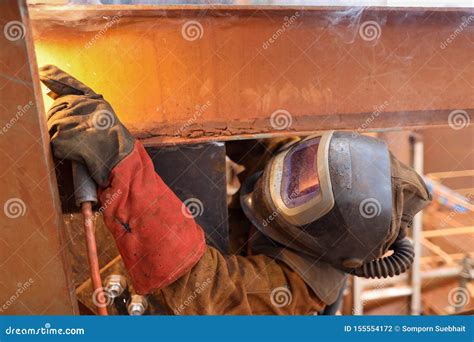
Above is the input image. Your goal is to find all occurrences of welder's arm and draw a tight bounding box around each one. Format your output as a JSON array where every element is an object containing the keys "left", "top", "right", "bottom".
[
  {"left": 98, "top": 141, "right": 206, "bottom": 293},
  {"left": 39, "top": 65, "right": 206, "bottom": 294},
  {"left": 153, "top": 247, "right": 325, "bottom": 315},
  {"left": 100, "top": 138, "right": 324, "bottom": 314}
]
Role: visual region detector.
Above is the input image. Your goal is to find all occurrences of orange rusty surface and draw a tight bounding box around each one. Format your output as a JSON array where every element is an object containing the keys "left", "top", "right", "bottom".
[
  {"left": 30, "top": 5, "right": 473, "bottom": 145},
  {"left": 0, "top": 0, "right": 77, "bottom": 314}
]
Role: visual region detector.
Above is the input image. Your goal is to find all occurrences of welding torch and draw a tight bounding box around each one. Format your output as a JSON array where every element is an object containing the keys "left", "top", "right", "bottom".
[{"left": 43, "top": 87, "right": 108, "bottom": 316}]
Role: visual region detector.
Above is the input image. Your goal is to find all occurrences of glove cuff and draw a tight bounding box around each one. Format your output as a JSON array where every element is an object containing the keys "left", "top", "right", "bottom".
[{"left": 98, "top": 141, "right": 206, "bottom": 293}]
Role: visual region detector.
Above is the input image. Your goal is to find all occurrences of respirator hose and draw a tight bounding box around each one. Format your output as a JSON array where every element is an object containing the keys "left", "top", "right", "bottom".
[{"left": 353, "top": 238, "right": 414, "bottom": 279}]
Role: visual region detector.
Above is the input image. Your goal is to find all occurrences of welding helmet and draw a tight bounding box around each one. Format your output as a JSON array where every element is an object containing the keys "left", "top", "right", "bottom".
[{"left": 241, "top": 131, "right": 431, "bottom": 289}]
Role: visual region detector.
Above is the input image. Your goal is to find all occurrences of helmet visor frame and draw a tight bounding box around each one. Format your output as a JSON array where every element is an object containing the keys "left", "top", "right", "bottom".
[{"left": 267, "top": 131, "right": 335, "bottom": 226}]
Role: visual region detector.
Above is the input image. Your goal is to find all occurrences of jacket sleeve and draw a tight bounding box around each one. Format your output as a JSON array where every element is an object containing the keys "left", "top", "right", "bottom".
[
  {"left": 153, "top": 247, "right": 326, "bottom": 315},
  {"left": 98, "top": 141, "right": 206, "bottom": 294},
  {"left": 98, "top": 141, "right": 324, "bottom": 314}
]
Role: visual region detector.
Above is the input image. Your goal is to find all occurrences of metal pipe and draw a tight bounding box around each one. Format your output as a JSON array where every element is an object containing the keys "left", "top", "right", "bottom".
[
  {"left": 81, "top": 201, "right": 108, "bottom": 316},
  {"left": 72, "top": 162, "right": 108, "bottom": 316},
  {"left": 411, "top": 134, "right": 424, "bottom": 315},
  {"left": 352, "top": 277, "right": 364, "bottom": 315},
  {"left": 361, "top": 286, "right": 412, "bottom": 302},
  {"left": 360, "top": 274, "right": 408, "bottom": 288},
  {"left": 422, "top": 266, "right": 463, "bottom": 279},
  {"left": 358, "top": 266, "right": 462, "bottom": 304}
]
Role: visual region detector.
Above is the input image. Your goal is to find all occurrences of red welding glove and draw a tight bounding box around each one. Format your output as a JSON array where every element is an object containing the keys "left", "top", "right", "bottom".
[{"left": 39, "top": 65, "right": 206, "bottom": 293}]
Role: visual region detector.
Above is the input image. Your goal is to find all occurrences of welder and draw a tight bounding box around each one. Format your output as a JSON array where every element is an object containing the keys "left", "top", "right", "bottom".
[{"left": 39, "top": 65, "right": 432, "bottom": 315}]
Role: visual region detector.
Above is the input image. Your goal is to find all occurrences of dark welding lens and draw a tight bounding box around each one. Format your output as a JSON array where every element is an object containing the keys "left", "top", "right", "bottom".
[{"left": 281, "top": 137, "right": 321, "bottom": 208}]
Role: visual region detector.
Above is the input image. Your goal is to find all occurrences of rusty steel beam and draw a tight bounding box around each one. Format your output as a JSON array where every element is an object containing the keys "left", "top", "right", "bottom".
[
  {"left": 0, "top": 0, "right": 78, "bottom": 314},
  {"left": 29, "top": 5, "right": 473, "bottom": 145}
]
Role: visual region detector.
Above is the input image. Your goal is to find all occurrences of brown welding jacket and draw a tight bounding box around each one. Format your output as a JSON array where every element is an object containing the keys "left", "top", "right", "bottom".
[
  {"left": 99, "top": 140, "right": 325, "bottom": 314},
  {"left": 100, "top": 140, "right": 430, "bottom": 314}
]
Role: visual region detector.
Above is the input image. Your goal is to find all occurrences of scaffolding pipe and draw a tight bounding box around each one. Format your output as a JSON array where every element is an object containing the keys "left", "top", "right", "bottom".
[
  {"left": 411, "top": 135, "right": 424, "bottom": 315},
  {"left": 361, "top": 286, "right": 412, "bottom": 302},
  {"left": 352, "top": 277, "right": 364, "bottom": 315},
  {"left": 359, "top": 266, "right": 466, "bottom": 305}
]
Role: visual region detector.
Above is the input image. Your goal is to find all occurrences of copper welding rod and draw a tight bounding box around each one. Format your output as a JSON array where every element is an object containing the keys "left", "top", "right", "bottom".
[{"left": 72, "top": 162, "right": 108, "bottom": 316}]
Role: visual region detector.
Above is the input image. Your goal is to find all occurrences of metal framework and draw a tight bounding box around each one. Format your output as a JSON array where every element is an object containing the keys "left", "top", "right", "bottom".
[
  {"left": 30, "top": 4, "right": 473, "bottom": 145},
  {"left": 1, "top": 1, "right": 472, "bottom": 314}
]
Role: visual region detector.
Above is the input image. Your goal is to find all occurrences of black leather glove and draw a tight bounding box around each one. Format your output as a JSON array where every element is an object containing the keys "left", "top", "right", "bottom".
[{"left": 39, "top": 64, "right": 135, "bottom": 187}]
